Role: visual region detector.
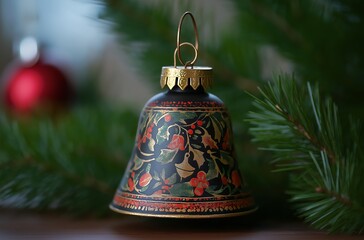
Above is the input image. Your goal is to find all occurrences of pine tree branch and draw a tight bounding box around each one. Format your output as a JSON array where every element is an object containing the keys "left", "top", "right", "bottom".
[
  {"left": 275, "top": 100, "right": 336, "bottom": 164},
  {"left": 236, "top": 0, "right": 364, "bottom": 120},
  {"left": 0, "top": 107, "right": 138, "bottom": 216},
  {"left": 6, "top": 155, "right": 113, "bottom": 194},
  {"left": 247, "top": 75, "right": 364, "bottom": 234},
  {"left": 315, "top": 186, "right": 351, "bottom": 207}
]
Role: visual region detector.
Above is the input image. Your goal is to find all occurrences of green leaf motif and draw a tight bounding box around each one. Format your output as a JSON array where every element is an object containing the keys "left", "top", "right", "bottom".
[
  {"left": 171, "top": 112, "right": 197, "bottom": 123},
  {"left": 191, "top": 144, "right": 201, "bottom": 149},
  {"left": 206, "top": 184, "right": 226, "bottom": 195},
  {"left": 153, "top": 111, "right": 164, "bottom": 124},
  {"left": 140, "top": 185, "right": 149, "bottom": 192},
  {"left": 206, "top": 160, "right": 219, "bottom": 180},
  {"left": 153, "top": 170, "right": 160, "bottom": 181},
  {"left": 133, "top": 155, "right": 144, "bottom": 170},
  {"left": 191, "top": 148, "right": 205, "bottom": 168},
  {"left": 194, "top": 129, "right": 202, "bottom": 135},
  {"left": 156, "top": 149, "right": 178, "bottom": 164},
  {"left": 220, "top": 151, "right": 234, "bottom": 166},
  {"left": 145, "top": 163, "right": 151, "bottom": 172},
  {"left": 148, "top": 138, "right": 155, "bottom": 151},
  {"left": 169, "top": 182, "right": 194, "bottom": 197},
  {"left": 156, "top": 124, "right": 169, "bottom": 144},
  {"left": 152, "top": 181, "right": 162, "bottom": 189},
  {"left": 166, "top": 173, "right": 177, "bottom": 184},
  {"left": 211, "top": 116, "right": 222, "bottom": 141},
  {"left": 161, "top": 168, "right": 166, "bottom": 179}
]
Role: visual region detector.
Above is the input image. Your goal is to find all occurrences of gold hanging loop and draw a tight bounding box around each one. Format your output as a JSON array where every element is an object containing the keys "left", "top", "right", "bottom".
[
  {"left": 173, "top": 42, "right": 198, "bottom": 68},
  {"left": 174, "top": 11, "right": 199, "bottom": 68},
  {"left": 160, "top": 11, "right": 213, "bottom": 91}
]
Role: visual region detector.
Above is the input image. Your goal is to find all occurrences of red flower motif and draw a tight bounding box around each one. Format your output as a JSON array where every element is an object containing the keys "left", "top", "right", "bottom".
[
  {"left": 161, "top": 179, "right": 171, "bottom": 193},
  {"left": 149, "top": 123, "right": 155, "bottom": 131},
  {"left": 221, "top": 175, "right": 228, "bottom": 185},
  {"left": 189, "top": 171, "right": 209, "bottom": 196},
  {"left": 222, "top": 131, "right": 230, "bottom": 150},
  {"left": 162, "top": 185, "right": 171, "bottom": 193},
  {"left": 137, "top": 134, "right": 142, "bottom": 148},
  {"left": 139, "top": 172, "right": 152, "bottom": 187},
  {"left": 164, "top": 114, "right": 172, "bottom": 122},
  {"left": 231, "top": 170, "right": 241, "bottom": 188},
  {"left": 202, "top": 133, "right": 218, "bottom": 149},
  {"left": 128, "top": 178, "right": 135, "bottom": 192},
  {"left": 197, "top": 120, "right": 203, "bottom": 126},
  {"left": 146, "top": 123, "right": 154, "bottom": 139},
  {"left": 167, "top": 134, "right": 185, "bottom": 151}
]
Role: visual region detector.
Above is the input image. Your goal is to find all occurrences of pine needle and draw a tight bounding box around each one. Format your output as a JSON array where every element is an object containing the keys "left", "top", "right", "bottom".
[
  {"left": 0, "top": 107, "right": 138, "bottom": 216},
  {"left": 247, "top": 75, "right": 364, "bottom": 234}
]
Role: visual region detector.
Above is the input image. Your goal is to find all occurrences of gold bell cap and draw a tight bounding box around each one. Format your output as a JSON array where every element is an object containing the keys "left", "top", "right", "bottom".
[{"left": 160, "top": 66, "right": 213, "bottom": 90}]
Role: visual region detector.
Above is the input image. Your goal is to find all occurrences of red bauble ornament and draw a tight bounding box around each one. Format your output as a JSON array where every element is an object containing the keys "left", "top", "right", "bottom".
[{"left": 3, "top": 58, "right": 72, "bottom": 113}]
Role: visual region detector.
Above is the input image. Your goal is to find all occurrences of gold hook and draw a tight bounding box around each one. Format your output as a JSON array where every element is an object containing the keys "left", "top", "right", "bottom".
[
  {"left": 174, "top": 11, "right": 199, "bottom": 68},
  {"left": 173, "top": 42, "right": 198, "bottom": 68}
]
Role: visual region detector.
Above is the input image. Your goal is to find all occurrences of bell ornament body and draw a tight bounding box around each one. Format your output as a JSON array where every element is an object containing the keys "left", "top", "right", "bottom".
[{"left": 110, "top": 84, "right": 256, "bottom": 218}]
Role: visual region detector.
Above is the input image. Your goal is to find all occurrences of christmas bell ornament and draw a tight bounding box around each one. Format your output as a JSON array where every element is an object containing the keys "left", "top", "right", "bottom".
[{"left": 110, "top": 12, "right": 256, "bottom": 218}]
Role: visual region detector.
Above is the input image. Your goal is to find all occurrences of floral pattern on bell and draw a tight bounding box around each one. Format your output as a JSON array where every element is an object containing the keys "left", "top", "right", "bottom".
[{"left": 120, "top": 105, "right": 246, "bottom": 198}]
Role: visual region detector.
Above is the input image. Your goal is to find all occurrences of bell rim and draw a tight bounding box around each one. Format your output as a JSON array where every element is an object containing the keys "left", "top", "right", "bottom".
[{"left": 109, "top": 204, "right": 258, "bottom": 219}]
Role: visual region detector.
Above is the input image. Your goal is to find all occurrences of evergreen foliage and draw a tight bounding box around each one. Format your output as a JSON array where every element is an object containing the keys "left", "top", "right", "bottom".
[
  {"left": 234, "top": 0, "right": 364, "bottom": 119},
  {"left": 247, "top": 75, "right": 364, "bottom": 234},
  {"left": 0, "top": 107, "right": 138, "bottom": 216}
]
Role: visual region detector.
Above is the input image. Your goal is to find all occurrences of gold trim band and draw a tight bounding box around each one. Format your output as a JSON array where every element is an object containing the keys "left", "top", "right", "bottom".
[
  {"left": 160, "top": 66, "right": 213, "bottom": 90},
  {"left": 110, "top": 204, "right": 258, "bottom": 219},
  {"left": 110, "top": 192, "right": 256, "bottom": 219}
]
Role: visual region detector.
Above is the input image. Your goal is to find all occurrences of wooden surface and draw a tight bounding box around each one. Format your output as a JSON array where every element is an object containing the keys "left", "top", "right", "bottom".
[{"left": 0, "top": 209, "right": 362, "bottom": 239}]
